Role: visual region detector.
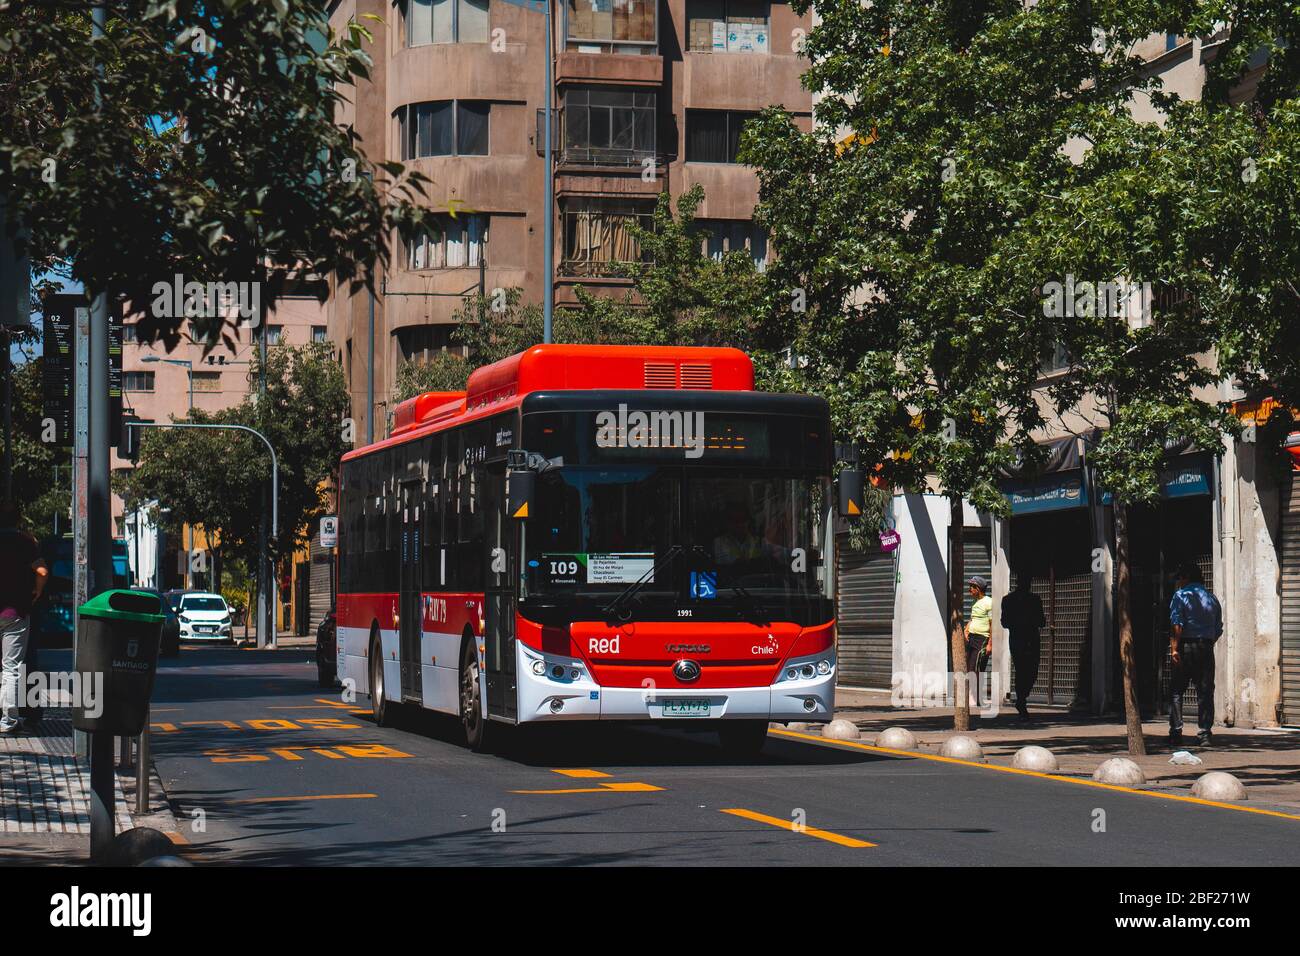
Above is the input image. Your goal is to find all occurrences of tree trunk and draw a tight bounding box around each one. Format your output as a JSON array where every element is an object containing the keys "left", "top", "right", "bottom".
[
  {"left": 949, "top": 494, "right": 970, "bottom": 731},
  {"left": 1114, "top": 501, "right": 1146, "bottom": 755}
]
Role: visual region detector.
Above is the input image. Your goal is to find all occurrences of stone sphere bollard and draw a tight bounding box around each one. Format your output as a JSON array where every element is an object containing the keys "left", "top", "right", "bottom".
[
  {"left": 1192, "top": 771, "right": 1248, "bottom": 802},
  {"left": 108, "top": 827, "right": 178, "bottom": 867},
  {"left": 1012, "top": 745, "right": 1059, "bottom": 772},
  {"left": 874, "top": 726, "right": 919, "bottom": 751},
  {"left": 821, "top": 719, "right": 861, "bottom": 740},
  {"left": 779, "top": 721, "right": 811, "bottom": 732},
  {"left": 940, "top": 735, "right": 984, "bottom": 762},
  {"left": 1092, "top": 757, "right": 1146, "bottom": 787}
]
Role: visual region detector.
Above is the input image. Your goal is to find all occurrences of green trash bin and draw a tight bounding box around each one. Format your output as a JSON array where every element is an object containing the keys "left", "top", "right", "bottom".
[{"left": 72, "top": 589, "right": 164, "bottom": 736}]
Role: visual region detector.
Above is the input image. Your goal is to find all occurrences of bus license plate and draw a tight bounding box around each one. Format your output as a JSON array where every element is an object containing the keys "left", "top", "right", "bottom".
[{"left": 662, "top": 699, "right": 710, "bottom": 717}]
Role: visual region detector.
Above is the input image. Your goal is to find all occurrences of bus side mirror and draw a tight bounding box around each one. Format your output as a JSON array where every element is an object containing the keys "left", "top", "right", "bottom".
[
  {"left": 838, "top": 469, "right": 865, "bottom": 517},
  {"left": 507, "top": 469, "right": 535, "bottom": 520}
]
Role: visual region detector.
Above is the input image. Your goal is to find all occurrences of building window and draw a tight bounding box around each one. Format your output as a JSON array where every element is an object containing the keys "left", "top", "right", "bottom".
[
  {"left": 266, "top": 325, "right": 283, "bottom": 345},
  {"left": 1040, "top": 341, "right": 1071, "bottom": 375},
  {"left": 565, "top": 0, "right": 655, "bottom": 53},
  {"left": 404, "top": 214, "right": 488, "bottom": 270},
  {"left": 404, "top": 0, "right": 490, "bottom": 46},
  {"left": 561, "top": 198, "right": 654, "bottom": 277},
  {"left": 697, "top": 219, "right": 768, "bottom": 271},
  {"left": 122, "top": 323, "right": 138, "bottom": 343},
  {"left": 563, "top": 87, "right": 656, "bottom": 166},
  {"left": 312, "top": 325, "right": 327, "bottom": 343},
  {"left": 685, "top": 109, "right": 758, "bottom": 163},
  {"left": 687, "top": 0, "right": 769, "bottom": 53},
  {"left": 124, "top": 371, "right": 155, "bottom": 392},
  {"left": 398, "top": 101, "right": 490, "bottom": 159},
  {"left": 192, "top": 371, "right": 222, "bottom": 393},
  {"left": 397, "top": 324, "right": 460, "bottom": 365}
]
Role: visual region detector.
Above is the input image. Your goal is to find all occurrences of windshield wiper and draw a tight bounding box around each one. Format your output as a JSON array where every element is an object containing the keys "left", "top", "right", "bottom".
[
  {"left": 602, "top": 544, "right": 683, "bottom": 623},
  {"left": 723, "top": 582, "right": 770, "bottom": 625}
]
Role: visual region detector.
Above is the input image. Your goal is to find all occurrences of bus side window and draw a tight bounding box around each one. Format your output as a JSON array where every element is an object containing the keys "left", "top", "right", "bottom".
[{"left": 424, "top": 434, "right": 443, "bottom": 588}]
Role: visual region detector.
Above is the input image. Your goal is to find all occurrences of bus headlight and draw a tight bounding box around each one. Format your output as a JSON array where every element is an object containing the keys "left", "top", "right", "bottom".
[
  {"left": 817, "top": 659, "right": 832, "bottom": 676},
  {"left": 531, "top": 660, "right": 547, "bottom": 676}
]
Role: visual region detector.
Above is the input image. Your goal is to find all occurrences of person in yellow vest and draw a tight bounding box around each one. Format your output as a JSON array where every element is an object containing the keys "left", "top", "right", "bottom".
[{"left": 965, "top": 576, "right": 993, "bottom": 708}]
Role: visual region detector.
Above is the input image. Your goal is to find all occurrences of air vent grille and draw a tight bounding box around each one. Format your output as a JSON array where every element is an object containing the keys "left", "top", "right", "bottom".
[
  {"left": 643, "top": 363, "right": 677, "bottom": 388},
  {"left": 680, "top": 363, "right": 713, "bottom": 389}
]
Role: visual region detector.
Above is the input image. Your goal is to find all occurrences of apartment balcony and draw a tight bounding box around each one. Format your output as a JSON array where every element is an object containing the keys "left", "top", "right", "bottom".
[
  {"left": 557, "top": 50, "right": 664, "bottom": 87},
  {"left": 389, "top": 41, "right": 539, "bottom": 108},
  {"left": 681, "top": 49, "right": 809, "bottom": 112}
]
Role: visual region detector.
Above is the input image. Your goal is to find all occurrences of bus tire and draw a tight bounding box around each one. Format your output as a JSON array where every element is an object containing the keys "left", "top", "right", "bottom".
[
  {"left": 718, "top": 720, "right": 769, "bottom": 758},
  {"left": 369, "top": 630, "right": 392, "bottom": 727},
  {"left": 460, "top": 639, "right": 492, "bottom": 752}
]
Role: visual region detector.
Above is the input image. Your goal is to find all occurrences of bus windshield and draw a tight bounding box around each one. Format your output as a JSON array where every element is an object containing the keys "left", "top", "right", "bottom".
[{"left": 522, "top": 466, "right": 827, "bottom": 609}]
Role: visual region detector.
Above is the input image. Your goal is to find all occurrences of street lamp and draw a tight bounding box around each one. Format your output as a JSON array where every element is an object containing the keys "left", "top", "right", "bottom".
[{"left": 140, "top": 354, "right": 193, "bottom": 411}]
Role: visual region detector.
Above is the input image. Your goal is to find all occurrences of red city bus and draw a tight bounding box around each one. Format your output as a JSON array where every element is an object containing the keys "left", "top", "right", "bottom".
[{"left": 336, "top": 344, "right": 844, "bottom": 754}]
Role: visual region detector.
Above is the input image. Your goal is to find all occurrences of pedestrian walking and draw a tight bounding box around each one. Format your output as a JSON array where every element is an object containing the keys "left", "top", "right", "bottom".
[
  {"left": 0, "top": 502, "right": 49, "bottom": 735},
  {"left": 1001, "top": 572, "right": 1045, "bottom": 718},
  {"left": 1168, "top": 562, "right": 1221, "bottom": 748},
  {"left": 965, "top": 575, "right": 993, "bottom": 707}
]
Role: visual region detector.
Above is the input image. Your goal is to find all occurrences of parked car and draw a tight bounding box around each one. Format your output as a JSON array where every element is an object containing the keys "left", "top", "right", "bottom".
[
  {"left": 315, "top": 608, "right": 337, "bottom": 687},
  {"left": 136, "top": 588, "right": 181, "bottom": 657},
  {"left": 175, "top": 592, "right": 235, "bottom": 642}
]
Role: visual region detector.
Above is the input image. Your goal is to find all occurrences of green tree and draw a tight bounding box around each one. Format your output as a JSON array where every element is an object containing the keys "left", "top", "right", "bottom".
[
  {"left": 7, "top": 355, "right": 71, "bottom": 540},
  {"left": 121, "top": 341, "right": 349, "bottom": 598},
  {"left": 0, "top": 1, "right": 434, "bottom": 349},
  {"left": 742, "top": 1, "right": 1083, "bottom": 730}
]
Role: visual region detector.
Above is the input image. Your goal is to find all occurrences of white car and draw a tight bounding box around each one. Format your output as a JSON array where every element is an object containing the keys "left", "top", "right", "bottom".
[{"left": 177, "top": 592, "right": 234, "bottom": 642}]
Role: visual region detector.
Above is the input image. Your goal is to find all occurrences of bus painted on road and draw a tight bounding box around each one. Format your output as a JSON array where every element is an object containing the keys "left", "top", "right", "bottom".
[{"left": 335, "top": 344, "right": 839, "bottom": 753}]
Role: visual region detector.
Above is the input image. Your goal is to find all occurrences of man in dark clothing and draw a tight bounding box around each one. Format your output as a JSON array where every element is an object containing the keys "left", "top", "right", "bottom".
[
  {"left": 1168, "top": 562, "right": 1222, "bottom": 749},
  {"left": 1001, "top": 574, "right": 1045, "bottom": 718},
  {"left": 0, "top": 502, "right": 49, "bottom": 734}
]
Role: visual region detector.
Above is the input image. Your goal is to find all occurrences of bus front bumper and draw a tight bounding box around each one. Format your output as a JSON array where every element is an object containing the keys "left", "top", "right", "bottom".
[{"left": 515, "top": 642, "right": 835, "bottom": 723}]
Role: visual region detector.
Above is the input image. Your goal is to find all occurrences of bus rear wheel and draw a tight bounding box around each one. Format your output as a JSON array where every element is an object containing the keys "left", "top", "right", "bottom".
[
  {"left": 718, "top": 720, "right": 769, "bottom": 758},
  {"left": 369, "top": 633, "right": 392, "bottom": 727},
  {"left": 460, "top": 641, "right": 493, "bottom": 753}
]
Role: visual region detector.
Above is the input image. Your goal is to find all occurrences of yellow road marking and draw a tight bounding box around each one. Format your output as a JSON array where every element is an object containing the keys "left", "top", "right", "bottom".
[
  {"left": 227, "top": 793, "right": 378, "bottom": 805},
  {"left": 551, "top": 769, "right": 612, "bottom": 778},
  {"left": 512, "top": 781, "right": 664, "bottom": 794},
  {"left": 771, "top": 728, "right": 1300, "bottom": 822},
  {"left": 182, "top": 719, "right": 242, "bottom": 730},
  {"left": 721, "top": 807, "right": 875, "bottom": 848},
  {"left": 164, "top": 831, "right": 189, "bottom": 846}
]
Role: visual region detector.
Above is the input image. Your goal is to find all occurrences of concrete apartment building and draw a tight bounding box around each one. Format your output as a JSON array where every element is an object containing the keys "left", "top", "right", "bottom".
[
  {"left": 833, "top": 29, "right": 1300, "bottom": 732},
  {"left": 325, "top": 0, "right": 812, "bottom": 440}
]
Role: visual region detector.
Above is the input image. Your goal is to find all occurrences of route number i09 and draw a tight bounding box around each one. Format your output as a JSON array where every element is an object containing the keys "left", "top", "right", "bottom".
[{"left": 550, "top": 560, "right": 578, "bottom": 576}]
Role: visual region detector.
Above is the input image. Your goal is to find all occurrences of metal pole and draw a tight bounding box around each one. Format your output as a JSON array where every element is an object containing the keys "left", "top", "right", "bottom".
[
  {"left": 258, "top": 321, "right": 268, "bottom": 648},
  {"left": 132, "top": 420, "right": 278, "bottom": 628},
  {"left": 135, "top": 706, "right": 150, "bottom": 816},
  {"left": 542, "top": 0, "right": 554, "bottom": 344},
  {"left": 367, "top": 281, "right": 375, "bottom": 445},
  {"left": 72, "top": 304, "right": 89, "bottom": 760},
  {"left": 87, "top": 4, "right": 116, "bottom": 863},
  {"left": 1, "top": 329, "right": 10, "bottom": 504}
]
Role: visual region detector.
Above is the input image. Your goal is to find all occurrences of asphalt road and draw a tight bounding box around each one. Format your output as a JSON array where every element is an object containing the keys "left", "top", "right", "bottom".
[{"left": 93, "top": 644, "right": 1300, "bottom": 866}]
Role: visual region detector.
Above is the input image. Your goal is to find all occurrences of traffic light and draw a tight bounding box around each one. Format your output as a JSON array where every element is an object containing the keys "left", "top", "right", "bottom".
[{"left": 120, "top": 417, "right": 141, "bottom": 462}]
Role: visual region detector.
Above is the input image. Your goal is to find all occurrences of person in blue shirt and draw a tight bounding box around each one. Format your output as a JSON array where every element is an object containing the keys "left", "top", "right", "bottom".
[{"left": 1168, "top": 562, "right": 1222, "bottom": 748}]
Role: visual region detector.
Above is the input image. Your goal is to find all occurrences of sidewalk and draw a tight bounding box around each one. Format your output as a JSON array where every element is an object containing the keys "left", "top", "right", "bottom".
[
  {"left": 825, "top": 688, "right": 1300, "bottom": 810},
  {"left": 0, "top": 709, "right": 181, "bottom": 864}
]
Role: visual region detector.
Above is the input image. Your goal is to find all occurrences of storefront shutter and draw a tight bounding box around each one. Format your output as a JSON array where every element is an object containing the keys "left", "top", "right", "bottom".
[
  {"left": 309, "top": 530, "right": 334, "bottom": 636},
  {"left": 835, "top": 533, "right": 896, "bottom": 688},
  {"left": 1281, "top": 472, "right": 1300, "bottom": 725}
]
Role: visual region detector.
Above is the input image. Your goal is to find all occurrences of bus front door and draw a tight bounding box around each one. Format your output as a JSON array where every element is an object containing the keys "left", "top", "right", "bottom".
[
  {"left": 483, "top": 462, "right": 517, "bottom": 721},
  {"left": 399, "top": 479, "right": 423, "bottom": 703}
]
